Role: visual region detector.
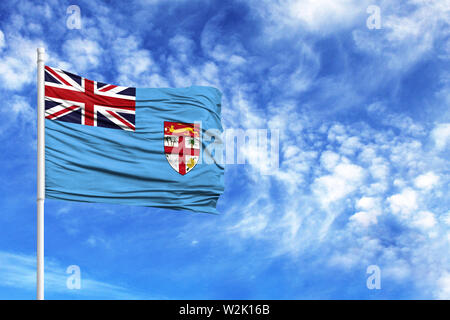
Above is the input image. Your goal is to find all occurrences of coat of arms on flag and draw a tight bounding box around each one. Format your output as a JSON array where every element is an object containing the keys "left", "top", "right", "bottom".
[{"left": 164, "top": 121, "right": 200, "bottom": 175}]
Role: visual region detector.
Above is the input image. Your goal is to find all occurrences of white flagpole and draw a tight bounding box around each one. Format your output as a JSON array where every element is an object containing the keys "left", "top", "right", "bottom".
[{"left": 36, "top": 47, "right": 45, "bottom": 300}]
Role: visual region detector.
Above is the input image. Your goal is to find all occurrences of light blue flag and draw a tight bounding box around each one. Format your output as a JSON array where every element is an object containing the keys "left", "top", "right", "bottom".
[{"left": 44, "top": 66, "right": 224, "bottom": 214}]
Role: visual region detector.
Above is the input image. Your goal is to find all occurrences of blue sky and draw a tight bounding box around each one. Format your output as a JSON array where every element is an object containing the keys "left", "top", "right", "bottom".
[{"left": 0, "top": 0, "right": 449, "bottom": 299}]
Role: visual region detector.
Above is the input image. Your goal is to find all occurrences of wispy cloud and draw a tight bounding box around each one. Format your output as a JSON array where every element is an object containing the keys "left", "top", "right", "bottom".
[{"left": 0, "top": 251, "right": 151, "bottom": 299}]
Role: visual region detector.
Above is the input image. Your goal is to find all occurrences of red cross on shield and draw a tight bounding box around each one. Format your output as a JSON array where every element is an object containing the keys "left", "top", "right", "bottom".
[{"left": 164, "top": 121, "right": 201, "bottom": 175}]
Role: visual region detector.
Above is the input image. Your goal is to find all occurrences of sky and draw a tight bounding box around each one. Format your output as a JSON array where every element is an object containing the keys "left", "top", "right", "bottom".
[{"left": 0, "top": 0, "right": 449, "bottom": 300}]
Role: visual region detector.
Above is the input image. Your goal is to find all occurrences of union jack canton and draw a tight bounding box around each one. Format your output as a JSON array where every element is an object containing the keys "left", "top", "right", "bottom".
[{"left": 44, "top": 66, "right": 136, "bottom": 131}]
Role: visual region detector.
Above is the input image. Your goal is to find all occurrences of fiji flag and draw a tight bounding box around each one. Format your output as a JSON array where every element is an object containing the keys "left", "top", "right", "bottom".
[{"left": 44, "top": 66, "right": 224, "bottom": 214}]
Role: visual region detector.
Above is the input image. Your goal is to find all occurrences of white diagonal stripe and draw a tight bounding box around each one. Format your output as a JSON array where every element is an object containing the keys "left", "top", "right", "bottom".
[{"left": 96, "top": 108, "right": 135, "bottom": 131}]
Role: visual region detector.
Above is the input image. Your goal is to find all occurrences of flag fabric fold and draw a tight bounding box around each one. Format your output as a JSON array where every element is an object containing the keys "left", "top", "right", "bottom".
[{"left": 44, "top": 66, "right": 224, "bottom": 214}]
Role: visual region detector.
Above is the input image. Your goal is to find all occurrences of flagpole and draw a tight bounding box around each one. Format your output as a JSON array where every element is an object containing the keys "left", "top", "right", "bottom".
[{"left": 36, "top": 47, "right": 45, "bottom": 300}]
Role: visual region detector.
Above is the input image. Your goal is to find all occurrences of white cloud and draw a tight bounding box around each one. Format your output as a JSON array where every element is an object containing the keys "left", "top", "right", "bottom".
[
  {"left": 0, "top": 30, "right": 4, "bottom": 50},
  {"left": 113, "top": 36, "right": 154, "bottom": 80},
  {"left": 389, "top": 140, "right": 423, "bottom": 169},
  {"left": 412, "top": 211, "right": 437, "bottom": 230},
  {"left": 327, "top": 124, "right": 346, "bottom": 142},
  {"left": 368, "top": 104, "right": 426, "bottom": 136},
  {"left": 431, "top": 123, "right": 450, "bottom": 151},
  {"left": 169, "top": 35, "right": 195, "bottom": 63},
  {"left": 349, "top": 211, "right": 377, "bottom": 227},
  {"left": 436, "top": 272, "right": 450, "bottom": 299},
  {"left": 223, "top": 102, "right": 448, "bottom": 295},
  {"left": 442, "top": 212, "right": 450, "bottom": 226},
  {"left": 63, "top": 38, "right": 103, "bottom": 72},
  {"left": 0, "top": 35, "right": 45, "bottom": 90},
  {"left": 288, "top": 0, "right": 369, "bottom": 31},
  {"left": 339, "top": 136, "right": 362, "bottom": 156},
  {"left": 229, "top": 214, "right": 268, "bottom": 236},
  {"left": 85, "top": 235, "right": 111, "bottom": 248},
  {"left": 350, "top": 196, "right": 381, "bottom": 227},
  {"left": 313, "top": 162, "right": 365, "bottom": 207},
  {"left": 358, "top": 145, "right": 377, "bottom": 163},
  {"left": 11, "top": 95, "right": 34, "bottom": 122},
  {"left": 356, "top": 196, "right": 378, "bottom": 212},
  {"left": 388, "top": 188, "right": 418, "bottom": 217},
  {"left": 352, "top": 0, "right": 450, "bottom": 70},
  {"left": 284, "top": 145, "right": 300, "bottom": 159},
  {"left": 0, "top": 95, "right": 35, "bottom": 136},
  {"left": 320, "top": 150, "right": 340, "bottom": 171},
  {"left": 383, "top": 259, "right": 412, "bottom": 281},
  {"left": 414, "top": 172, "right": 440, "bottom": 190},
  {"left": 253, "top": 0, "right": 371, "bottom": 35}
]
